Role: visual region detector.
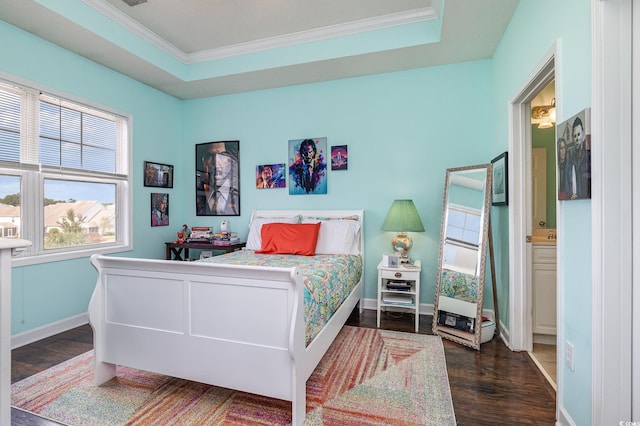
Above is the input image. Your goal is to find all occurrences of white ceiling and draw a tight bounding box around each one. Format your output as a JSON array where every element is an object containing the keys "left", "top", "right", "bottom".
[{"left": 0, "top": 0, "right": 520, "bottom": 99}]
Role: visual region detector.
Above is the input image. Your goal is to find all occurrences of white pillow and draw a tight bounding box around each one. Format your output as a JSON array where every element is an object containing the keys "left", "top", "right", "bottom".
[
  {"left": 246, "top": 217, "right": 299, "bottom": 250},
  {"left": 302, "top": 218, "right": 361, "bottom": 255}
]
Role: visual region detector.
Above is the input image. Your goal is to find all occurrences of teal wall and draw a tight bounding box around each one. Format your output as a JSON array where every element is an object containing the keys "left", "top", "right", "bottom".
[
  {"left": 3, "top": 1, "right": 593, "bottom": 422},
  {"left": 2, "top": 17, "right": 495, "bottom": 333},
  {"left": 181, "top": 62, "right": 495, "bottom": 304},
  {"left": 1, "top": 20, "right": 184, "bottom": 334},
  {"left": 490, "top": 0, "right": 591, "bottom": 424},
  {"left": 532, "top": 125, "right": 558, "bottom": 229},
  {"left": 448, "top": 184, "right": 485, "bottom": 212}
]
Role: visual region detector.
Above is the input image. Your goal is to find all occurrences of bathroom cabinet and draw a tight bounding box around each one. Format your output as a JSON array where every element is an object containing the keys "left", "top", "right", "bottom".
[{"left": 532, "top": 244, "right": 557, "bottom": 335}]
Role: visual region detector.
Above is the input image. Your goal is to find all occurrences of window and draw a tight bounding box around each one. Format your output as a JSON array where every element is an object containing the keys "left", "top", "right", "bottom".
[
  {"left": 443, "top": 204, "right": 483, "bottom": 275},
  {"left": 445, "top": 204, "right": 482, "bottom": 246},
  {"left": 0, "top": 79, "right": 131, "bottom": 265}
]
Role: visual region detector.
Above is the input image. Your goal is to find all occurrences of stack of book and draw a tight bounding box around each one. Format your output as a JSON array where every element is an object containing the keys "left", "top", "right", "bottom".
[
  {"left": 382, "top": 293, "right": 413, "bottom": 305},
  {"left": 386, "top": 281, "right": 412, "bottom": 291},
  {"left": 187, "top": 226, "right": 213, "bottom": 242},
  {"left": 213, "top": 231, "right": 240, "bottom": 246}
]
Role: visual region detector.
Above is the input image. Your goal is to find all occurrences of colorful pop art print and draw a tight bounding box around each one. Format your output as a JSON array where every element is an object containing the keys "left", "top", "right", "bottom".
[
  {"left": 256, "top": 163, "right": 286, "bottom": 189},
  {"left": 331, "top": 145, "right": 348, "bottom": 170},
  {"left": 288, "top": 138, "right": 327, "bottom": 195}
]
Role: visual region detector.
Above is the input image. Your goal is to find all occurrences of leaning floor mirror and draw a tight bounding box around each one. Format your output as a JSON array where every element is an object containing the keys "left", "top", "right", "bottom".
[{"left": 432, "top": 164, "right": 492, "bottom": 350}]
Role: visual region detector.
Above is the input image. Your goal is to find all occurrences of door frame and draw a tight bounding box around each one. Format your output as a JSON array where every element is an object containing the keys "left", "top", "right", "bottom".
[
  {"left": 634, "top": 1, "right": 640, "bottom": 418},
  {"left": 592, "top": 0, "right": 633, "bottom": 422},
  {"left": 507, "top": 1, "right": 634, "bottom": 422},
  {"left": 508, "top": 45, "right": 557, "bottom": 353}
]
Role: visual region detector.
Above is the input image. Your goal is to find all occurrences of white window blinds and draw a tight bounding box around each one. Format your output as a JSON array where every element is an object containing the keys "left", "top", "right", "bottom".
[
  {"left": 0, "top": 86, "right": 21, "bottom": 164},
  {"left": 39, "top": 94, "right": 122, "bottom": 175}
]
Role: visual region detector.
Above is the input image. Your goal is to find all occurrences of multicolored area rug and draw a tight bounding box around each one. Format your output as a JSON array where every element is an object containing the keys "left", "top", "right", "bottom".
[{"left": 12, "top": 326, "right": 456, "bottom": 425}]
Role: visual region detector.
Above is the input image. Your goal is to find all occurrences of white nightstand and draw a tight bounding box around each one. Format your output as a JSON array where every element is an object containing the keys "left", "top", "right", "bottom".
[{"left": 377, "top": 259, "right": 421, "bottom": 332}]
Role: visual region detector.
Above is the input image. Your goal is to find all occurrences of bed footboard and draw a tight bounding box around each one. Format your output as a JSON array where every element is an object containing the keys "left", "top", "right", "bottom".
[{"left": 88, "top": 254, "right": 306, "bottom": 412}]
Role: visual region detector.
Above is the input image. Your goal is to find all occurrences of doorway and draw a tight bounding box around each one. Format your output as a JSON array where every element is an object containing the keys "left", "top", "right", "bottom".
[
  {"left": 506, "top": 44, "right": 559, "bottom": 359},
  {"left": 528, "top": 81, "right": 557, "bottom": 389}
]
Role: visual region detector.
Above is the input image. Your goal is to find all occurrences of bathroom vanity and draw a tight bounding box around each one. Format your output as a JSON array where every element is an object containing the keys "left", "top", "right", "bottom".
[{"left": 531, "top": 230, "right": 557, "bottom": 337}]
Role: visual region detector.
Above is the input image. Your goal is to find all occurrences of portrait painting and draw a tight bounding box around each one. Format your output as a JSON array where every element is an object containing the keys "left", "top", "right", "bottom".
[
  {"left": 556, "top": 108, "right": 591, "bottom": 200},
  {"left": 256, "top": 163, "right": 286, "bottom": 189},
  {"left": 331, "top": 145, "right": 348, "bottom": 170},
  {"left": 288, "top": 137, "right": 327, "bottom": 195},
  {"left": 491, "top": 151, "right": 508, "bottom": 206},
  {"left": 151, "top": 193, "right": 169, "bottom": 227},
  {"left": 195, "top": 140, "right": 240, "bottom": 216},
  {"left": 144, "top": 161, "right": 173, "bottom": 188}
]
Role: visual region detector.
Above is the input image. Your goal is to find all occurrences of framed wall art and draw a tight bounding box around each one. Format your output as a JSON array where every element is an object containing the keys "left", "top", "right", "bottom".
[
  {"left": 256, "top": 163, "right": 286, "bottom": 189},
  {"left": 195, "top": 140, "right": 240, "bottom": 216},
  {"left": 331, "top": 145, "right": 348, "bottom": 170},
  {"left": 556, "top": 108, "right": 591, "bottom": 200},
  {"left": 288, "top": 137, "right": 327, "bottom": 195},
  {"left": 151, "top": 193, "right": 169, "bottom": 227},
  {"left": 144, "top": 161, "right": 173, "bottom": 188},
  {"left": 491, "top": 151, "right": 508, "bottom": 206}
]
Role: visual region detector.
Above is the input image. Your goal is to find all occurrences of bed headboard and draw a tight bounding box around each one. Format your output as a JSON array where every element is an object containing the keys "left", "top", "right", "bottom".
[{"left": 250, "top": 209, "right": 365, "bottom": 255}]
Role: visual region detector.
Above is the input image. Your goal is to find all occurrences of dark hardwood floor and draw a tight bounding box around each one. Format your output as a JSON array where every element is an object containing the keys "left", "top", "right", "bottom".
[
  {"left": 11, "top": 326, "right": 93, "bottom": 426},
  {"left": 11, "top": 308, "right": 556, "bottom": 425},
  {"left": 349, "top": 309, "right": 557, "bottom": 425},
  {"left": 11, "top": 326, "right": 93, "bottom": 384}
]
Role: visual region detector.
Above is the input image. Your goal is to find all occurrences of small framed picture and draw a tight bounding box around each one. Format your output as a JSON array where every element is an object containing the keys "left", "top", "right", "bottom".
[
  {"left": 331, "top": 145, "right": 348, "bottom": 170},
  {"left": 256, "top": 163, "right": 286, "bottom": 188},
  {"left": 383, "top": 254, "right": 399, "bottom": 268},
  {"left": 144, "top": 161, "right": 174, "bottom": 188},
  {"left": 151, "top": 193, "right": 169, "bottom": 227},
  {"left": 491, "top": 152, "right": 508, "bottom": 206}
]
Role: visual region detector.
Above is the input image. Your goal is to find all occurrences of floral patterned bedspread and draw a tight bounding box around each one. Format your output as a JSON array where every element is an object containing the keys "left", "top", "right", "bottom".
[
  {"left": 439, "top": 269, "right": 479, "bottom": 304},
  {"left": 200, "top": 250, "right": 363, "bottom": 345}
]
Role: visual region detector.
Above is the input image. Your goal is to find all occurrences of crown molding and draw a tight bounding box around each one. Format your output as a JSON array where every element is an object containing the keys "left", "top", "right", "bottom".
[
  {"left": 187, "top": 6, "right": 439, "bottom": 63},
  {"left": 82, "top": 0, "right": 439, "bottom": 65},
  {"left": 82, "top": 0, "right": 187, "bottom": 60}
]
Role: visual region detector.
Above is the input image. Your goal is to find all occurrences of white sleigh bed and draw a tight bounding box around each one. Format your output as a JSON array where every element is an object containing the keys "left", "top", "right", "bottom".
[{"left": 88, "top": 209, "right": 364, "bottom": 425}]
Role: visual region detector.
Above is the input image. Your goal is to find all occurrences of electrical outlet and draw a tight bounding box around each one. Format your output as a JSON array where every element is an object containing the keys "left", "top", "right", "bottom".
[{"left": 566, "top": 341, "right": 575, "bottom": 371}]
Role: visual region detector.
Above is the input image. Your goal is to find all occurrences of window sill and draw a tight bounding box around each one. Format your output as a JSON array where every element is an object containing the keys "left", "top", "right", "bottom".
[{"left": 11, "top": 243, "right": 133, "bottom": 267}]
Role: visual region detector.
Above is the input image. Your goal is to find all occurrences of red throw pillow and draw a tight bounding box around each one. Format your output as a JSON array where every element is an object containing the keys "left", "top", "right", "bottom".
[{"left": 256, "top": 222, "right": 321, "bottom": 255}]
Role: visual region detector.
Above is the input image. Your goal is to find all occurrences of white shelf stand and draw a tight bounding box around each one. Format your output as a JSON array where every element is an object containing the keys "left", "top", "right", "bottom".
[{"left": 377, "top": 260, "right": 421, "bottom": 332}]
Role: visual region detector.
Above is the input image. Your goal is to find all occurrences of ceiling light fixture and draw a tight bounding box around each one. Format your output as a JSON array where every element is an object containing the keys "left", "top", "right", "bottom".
[
  {"left": 532, "top": 98, "right": 556, "bottom": 129},
  {"left": 121, "top": 0, "right": 147, "bottom": 6}
]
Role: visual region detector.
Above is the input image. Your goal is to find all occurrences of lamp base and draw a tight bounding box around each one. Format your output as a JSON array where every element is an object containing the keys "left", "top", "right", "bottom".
[{"left": 391, "top": 232, "right": 413, "bottom": 261}]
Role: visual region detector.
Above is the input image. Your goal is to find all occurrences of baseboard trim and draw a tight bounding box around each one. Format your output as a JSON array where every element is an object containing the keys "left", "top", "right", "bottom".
[
  {"left": 533, "top": 333, "right": 557, "bottom": 345},
  {"left": 557, "top": 405, "right": 576, "bottom": 426},
  {"left": 11, "top": 313, "right": 89, "bottom": 349},
  {"left": 496, "top": 318, "right": 513, "bottom": 350},
  {"left": 361, "top": 297, "right": 434, "bottom": 316},
  {"left": 361, "top": 298, "right": 497, "bottom": 330}
]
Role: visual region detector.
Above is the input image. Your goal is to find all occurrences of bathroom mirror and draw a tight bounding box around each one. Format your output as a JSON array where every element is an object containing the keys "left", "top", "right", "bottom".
[{"left": 432, "top": 164, "right": 492, "bottom": 350}]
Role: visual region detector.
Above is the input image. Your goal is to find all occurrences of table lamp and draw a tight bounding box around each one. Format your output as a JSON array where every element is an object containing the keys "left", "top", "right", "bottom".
[{"left": 381, "top": 199, "right": 425, "bottom": 261}]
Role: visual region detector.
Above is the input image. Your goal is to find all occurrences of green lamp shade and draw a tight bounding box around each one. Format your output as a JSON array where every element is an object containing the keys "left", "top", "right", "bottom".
[{"left": 381, "top": 200, "right": 425, "bottom": 232}]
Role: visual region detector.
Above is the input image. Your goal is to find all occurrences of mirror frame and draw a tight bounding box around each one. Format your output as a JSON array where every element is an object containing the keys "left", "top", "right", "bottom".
[{"left": 432, "top": 163, "right": 493, "bottom": 350}]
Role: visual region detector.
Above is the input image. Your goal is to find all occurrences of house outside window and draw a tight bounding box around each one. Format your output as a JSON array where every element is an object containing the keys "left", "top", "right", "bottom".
[{"left": 0, "top": 79, "right": 131, "bottom": 265}]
